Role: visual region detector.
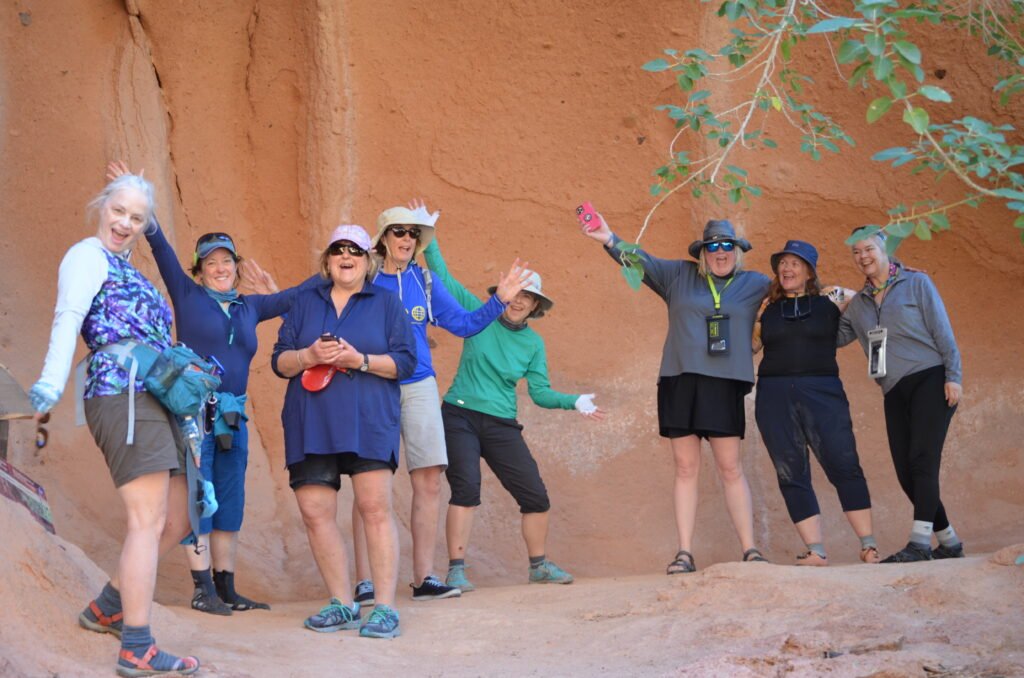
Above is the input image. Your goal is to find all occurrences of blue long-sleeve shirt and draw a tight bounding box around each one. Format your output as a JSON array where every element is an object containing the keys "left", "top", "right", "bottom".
[
  {"left": 271, "top": 279, "right": 416, "bottom": 466},
  {"left": 371, "top": 263, "right": 506, "bottom": 385},
  {"left": 146, "top": 222, "right": 300, "bottom": 396}
]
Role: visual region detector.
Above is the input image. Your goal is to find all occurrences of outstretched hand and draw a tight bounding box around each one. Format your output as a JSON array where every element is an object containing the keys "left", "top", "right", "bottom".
[
  {"left": 580, "top": 211, "right": 613, "bottom": 245},
  {"left": 494, "top": 258, "right": 533, "bottom": 303},
  {"left": 238, "top": 258, "right": 280, "bottom": 295},
  {"left": 106, "top": 160, "right": 143, "bottom": 181},
  {"left": 574, "top": 393, "right": 607, "bottom": 421}
]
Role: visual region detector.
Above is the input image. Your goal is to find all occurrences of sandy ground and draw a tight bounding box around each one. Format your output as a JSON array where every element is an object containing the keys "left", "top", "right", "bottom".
[{"left": 2, "top": 497, "right": 1022, "bottom": 678}]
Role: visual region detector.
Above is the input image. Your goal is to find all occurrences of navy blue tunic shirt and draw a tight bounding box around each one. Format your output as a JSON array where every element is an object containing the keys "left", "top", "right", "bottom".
[{"left": 271, "top": 279, "right": 416, "bottom": 466}]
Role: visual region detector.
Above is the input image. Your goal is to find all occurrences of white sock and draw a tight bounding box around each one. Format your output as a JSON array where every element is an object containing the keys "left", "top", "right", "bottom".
[
  {"left": 935, "top": 525, "right": 960, "bottom": 547},
  {"left": 910, "top": 520, "right": 933, "bottom": 547}
]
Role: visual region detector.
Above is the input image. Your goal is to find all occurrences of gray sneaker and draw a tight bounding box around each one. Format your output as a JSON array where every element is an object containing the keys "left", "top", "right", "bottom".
[
  {"left": 303, "top": 598, "right": 360, "bottom": 632},
  {"left": 932, "top": 543, "right": 965, "bottom": 559}
]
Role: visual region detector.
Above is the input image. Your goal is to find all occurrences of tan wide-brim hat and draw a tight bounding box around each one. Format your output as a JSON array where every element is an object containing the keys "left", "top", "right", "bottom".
[
  {"left": 372, "top": 206, "right": 436, "bottom": 257},
  {"left": 488, "top": 271, "right": 554, "bottom": 318}
]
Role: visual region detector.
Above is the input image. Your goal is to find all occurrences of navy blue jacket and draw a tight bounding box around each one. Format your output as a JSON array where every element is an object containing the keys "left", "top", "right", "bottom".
[
  {"left": 147, "top": 223, "right": 299, "bottom": 396},
  {"left": 271, "top": 279, "right": 416, "bottom": 466}
]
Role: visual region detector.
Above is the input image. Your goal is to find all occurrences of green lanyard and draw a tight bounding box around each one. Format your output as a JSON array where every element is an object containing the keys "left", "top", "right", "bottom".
[{"left": 707, "top": 275, "right": 734, "bottom": 312}]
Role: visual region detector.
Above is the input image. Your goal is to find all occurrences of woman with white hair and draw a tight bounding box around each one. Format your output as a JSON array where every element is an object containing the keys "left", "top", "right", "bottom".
[
  {"left": 581, "top": 215, "right": 770, "bottom": 574},
  {"left": 838, "top": 228, "right": 963, "bottom": 563},
  {"left": 29, "top": 174, "right": 199, "bottom": 675}
]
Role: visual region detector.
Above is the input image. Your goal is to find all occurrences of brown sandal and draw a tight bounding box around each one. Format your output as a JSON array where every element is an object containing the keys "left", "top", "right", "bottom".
[
  {"left": 860, "top": 546, "right": 881, "bottom": 564},
  {"left": 796, "top": 551, "right": 828, "bottom": 567}
]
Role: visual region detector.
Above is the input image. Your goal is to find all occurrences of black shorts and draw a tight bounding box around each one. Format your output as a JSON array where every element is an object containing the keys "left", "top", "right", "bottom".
[
  {"left": 657, "top": 372, "right": 749, "bottom": 439},
  {"left": 288, "top": 452, "right": 397, "bottom": 491},
  {"left": 441, "top": 402, "right": 550, "bottom": 514}
]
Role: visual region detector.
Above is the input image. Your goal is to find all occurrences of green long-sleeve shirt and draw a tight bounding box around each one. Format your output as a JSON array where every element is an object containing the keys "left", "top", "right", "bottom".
[{"left": 423, "top": 240, "right": 578, "bottom": 419}]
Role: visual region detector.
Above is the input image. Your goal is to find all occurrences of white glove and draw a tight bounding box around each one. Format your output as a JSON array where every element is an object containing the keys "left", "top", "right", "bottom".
[
  {"left": 574, "top": 393, "right": 598, "bottom": 416},
  {"left": 410, "top": 204, "right": 441, "bottom": 227}
]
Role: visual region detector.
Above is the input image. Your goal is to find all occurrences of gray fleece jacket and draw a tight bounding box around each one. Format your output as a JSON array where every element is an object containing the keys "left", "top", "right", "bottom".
[
  {"left": 605, "top": 234, "right": 770, "bottom": 383},
  {"left": 837, "top": 267, "right": 962, "bottom": 394}
]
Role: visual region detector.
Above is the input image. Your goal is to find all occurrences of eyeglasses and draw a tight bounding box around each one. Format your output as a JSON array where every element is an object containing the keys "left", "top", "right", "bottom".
[
  {"left": 705, "top": 241, "right": 735, "bottom": 253},
  {"left": 780, "top": 296, "right": 812, "bottom": 321},
  {"left": 388, "top": 226, "right": 421, "bottom": 240},
  {"left": 328, "top": 241, "right": 367, "bottom": 257}
]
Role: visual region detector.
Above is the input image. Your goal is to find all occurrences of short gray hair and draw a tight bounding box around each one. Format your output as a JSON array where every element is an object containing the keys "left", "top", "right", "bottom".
[{"left": 86, "top": 174, "right": 156, "bottom": 227}]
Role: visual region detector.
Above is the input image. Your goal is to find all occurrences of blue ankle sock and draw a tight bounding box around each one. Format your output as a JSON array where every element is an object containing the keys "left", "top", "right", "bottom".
[
  {"left": 860, "top": 535, "right": 878, "bottom": 550},
  {"left": 805, "top": 543, "right": 827, "bottom": 558},
  {"left": 448, "top": 559, "right": 465, "bottom": 568},
  {"left": 529, "top": 555, "right": 546, "bottom": 567},
  {"left": 83, "top": 582, "right": 122, "bottom": 624}
]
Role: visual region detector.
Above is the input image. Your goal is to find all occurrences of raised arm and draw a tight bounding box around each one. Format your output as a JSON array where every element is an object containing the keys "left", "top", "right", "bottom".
[
  {"left": 145, "top": 216, "right": 197, "bottom": 302},
  {"left": 578, "top": 212, "right": 683, "bottom": 299}
]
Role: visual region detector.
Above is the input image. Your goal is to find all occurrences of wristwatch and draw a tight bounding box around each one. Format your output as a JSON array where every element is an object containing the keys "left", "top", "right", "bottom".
[{"left": 359, "top": 353, "right": 370, "bottom": 372}]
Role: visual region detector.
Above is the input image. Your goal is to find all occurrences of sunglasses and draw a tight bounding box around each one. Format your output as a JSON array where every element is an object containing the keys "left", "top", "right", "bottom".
[
  {"left": 705, "top": 241, "right": 735, "bottom": 253},
  {"left": 780, "top": 296, "right": 812, "bottom": 321},
  {"left": 328, "top": 241, "right": 367, "bottom": 257},
  {"left": 197, "top": 232, "right": 235, "bottom": 248},
  {"left": 388, "top": 226, "right": 421, "bottom": 240}
]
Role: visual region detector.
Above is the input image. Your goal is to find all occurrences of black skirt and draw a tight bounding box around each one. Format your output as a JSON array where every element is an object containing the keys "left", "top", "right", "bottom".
[{"left": 657, "top": 372, "right": 750, "bottom": 439}]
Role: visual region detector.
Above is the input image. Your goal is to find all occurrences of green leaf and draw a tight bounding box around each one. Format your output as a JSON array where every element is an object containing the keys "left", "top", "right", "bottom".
[
  {"left": 888, "top": 221, "right": 915, "bottom": 238},
  {"left": 914, "top": 220, "right": 933, "bottom": 240},
  {"left": 649, "top": 184, "right": 662, "bottom": 196},
  {"left": 893, "top": 41, "right": 921, "bottom": 64},
  {"left": 1015, "top": 215, "right": 1024, "bottom": 229},
  {"left": 780, "top": 37, "right": 792, "bottom": 61},
  {"left": 677, "top": 75, "right": 694, "bottom": 91},
  {"left": 684, "top": 49, "right": 712, "bottom": 60},
  {"left": 865, "top": 33, "right": 885, "bottom": 56},
  {"left": 614, "top": 241, "right": 641, "bottom": 253},
  {"left": 771, "top": 96, "right": 782, "bottom": 111},
  {"left": 845, "top": 225, "right": 882, "bottom": 245},
  {"left": 903, "top": 106, "right": 930, "bottom": 134},
  {"left": 918, "top": 85, "right": 951, "bottom": 102},
  {"left": 688, "top": 89, "right": 712, "bottom": 102},
  {"left": 873, "top": 56, "right": 893, "bottom": 80},
  {"left": 993, "top": 188, "right": 1024, "bottom": 200},
  {"left": 726, "top": 164, "right": 748, "bottom": 177},
  {"left": 866, "top": 96, "right": 893, "bottom": 123},
  {"left": 887, "top": 78, "right": 907, "bottom": 99},
  {"left": 621, "top": 264, "right": 643, "bottom": 290},
  {"left": 762, "top": 138, "right": 778, "bottom": 149},
  {"left": 806, "top": 17, "right": 859, "bottom": 34},
  {"left": 642, "top": 58, "right": 672, "bottom": 72},
  {"left": 930, "top": 213, "right": 951, "bottom": 230},
  {"left": 837, "top": 40, "right": 866, "bottom": 64},
  {"left": 885, "top": 234, "right": 906, "bottom": 256},
  {"left": 872, "top": 147, "right": 907, "bottom": 161}
]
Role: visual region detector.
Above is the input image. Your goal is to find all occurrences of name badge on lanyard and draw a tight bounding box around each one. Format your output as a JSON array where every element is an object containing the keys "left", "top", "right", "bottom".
[
  {"left": 705, "top": 275, "right": 734, "bottom": 356},
  {"left": 867, "top": 326, "right": 887, "bottom": 378}
]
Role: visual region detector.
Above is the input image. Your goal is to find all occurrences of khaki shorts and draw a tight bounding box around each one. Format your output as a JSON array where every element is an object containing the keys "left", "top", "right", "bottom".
[
  {"left": 85, "top": 391, "right": 186, "bottom": 488},
  {"left": 400, "top": 377, "right": 448, "bottom": 472}
]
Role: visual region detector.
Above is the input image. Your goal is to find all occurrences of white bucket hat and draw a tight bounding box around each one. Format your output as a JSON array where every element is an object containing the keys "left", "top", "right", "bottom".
[
  {"left": 488, "top": 271, "right": 554, "bottom": 318},
  {"left": 372, "top": 206, "right": 437, "bottom": 257}
]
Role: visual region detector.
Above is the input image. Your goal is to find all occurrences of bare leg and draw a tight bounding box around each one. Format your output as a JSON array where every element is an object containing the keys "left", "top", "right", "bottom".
[
  {"left": 209, "top": 530, "right": 240, "bottom": 571},
  {"left": 446, "top": 504, "right": 476, "bottom": 561},
  {"left": 793, "top": 514, "right": 823, "bottom": 547},
  {"left": 183, "top": 535, "right": 211, "bottom": 571},
  {"left": 353, "top": 470, "right": 399, "bottom": 608},
  {"left": 670, "top": 436, "right": 702, "bottom": 552},
  {"left": 409, "top": 466, "right": 443, "bottom": 584},
  {"left": 709, "top": 436, "right": 756, "bottom": 553},
  {"left": 295, "top": 485, "right": 351, "bottom": 603},
  {"left": 844, "top": 508, "right": 874, "bottom": 539},
  {"left": 521, "top": 511, "right": 549, "bottom": 559},
  {"left": 352, "top": 505, "right": 371, "bottom": 583},
  {"left": 114, "top": 472, "right": 171, "bottom": 627}
]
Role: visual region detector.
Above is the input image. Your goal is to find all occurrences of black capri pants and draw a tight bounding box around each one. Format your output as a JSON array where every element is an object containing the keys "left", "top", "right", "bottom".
[
  {"left": 755, "top": 375, "right": 871, "bottom": 523},
  {"left": 883, "top": 365, "right": 956, "bottom": 530},
  {"left": 442, "top": 402, "right": 551, "bottom": 514}
]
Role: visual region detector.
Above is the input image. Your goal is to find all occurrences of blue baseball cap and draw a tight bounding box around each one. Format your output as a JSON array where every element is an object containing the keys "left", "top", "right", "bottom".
[
  {"left": 194, "top": 232, "right": 238, "bottom": 264},
  {"left": 770, "top": 240, "right": 818, "bottom": 274}
]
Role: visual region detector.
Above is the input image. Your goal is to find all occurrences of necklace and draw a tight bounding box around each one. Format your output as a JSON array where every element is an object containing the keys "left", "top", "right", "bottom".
[{"left": 867, "top": 262, "right": 899, "bottom": 296}]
